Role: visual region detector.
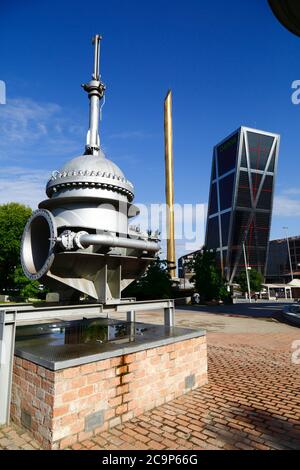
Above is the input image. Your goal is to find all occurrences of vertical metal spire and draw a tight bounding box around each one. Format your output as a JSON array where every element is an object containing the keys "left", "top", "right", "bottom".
[
  {"left": 83, "top": 35, "right": 106, "bottom": 156},
  {"left": 92, "top": 34, "right": 101, "bottom": 80},
  {"left": 164, "top": 90, "right": 176, "bottom": 278}
]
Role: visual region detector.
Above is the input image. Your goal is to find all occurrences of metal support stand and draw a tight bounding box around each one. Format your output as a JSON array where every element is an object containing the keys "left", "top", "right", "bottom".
[
  {"left": 164, "top": 304, "right": 175, "bottom": 327},
  {"left": 126, "top": 310, "right": 136, "bottom": 323},
  {"left": 0, "top": 298, "right": 174, "bottom": 426},
  {"left": 0, "top": 310, "right": 17, "bottom": 425}
]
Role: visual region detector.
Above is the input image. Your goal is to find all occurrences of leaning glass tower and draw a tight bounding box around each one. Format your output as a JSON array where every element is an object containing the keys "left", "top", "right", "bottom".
[{"left": 205, "top": 126, "right": 280, "bottom": 283}]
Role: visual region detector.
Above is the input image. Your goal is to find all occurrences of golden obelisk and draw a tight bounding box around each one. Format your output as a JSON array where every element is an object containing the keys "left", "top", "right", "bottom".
[{"left": 164, "top": 90, "right": 176, "bottom": 278}]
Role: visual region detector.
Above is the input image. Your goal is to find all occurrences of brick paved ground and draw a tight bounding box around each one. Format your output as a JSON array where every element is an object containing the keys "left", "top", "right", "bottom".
[{"left": 1, "top": 310, "right": 300, "bottom": 450}]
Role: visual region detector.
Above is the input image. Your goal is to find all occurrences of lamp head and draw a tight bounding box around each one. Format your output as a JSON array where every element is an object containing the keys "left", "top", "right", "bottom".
[{"left": 268, "top": 0, "right": 300, "bottom": 37}]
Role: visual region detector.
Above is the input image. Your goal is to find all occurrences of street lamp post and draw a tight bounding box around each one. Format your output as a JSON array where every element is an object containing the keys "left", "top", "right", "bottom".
[
  {"left": 268, "top": 2, "right": 300, "bottom": 285},
  {"left": 283, "top": 226, "right": 293, "bottom": 281},
  {"left": 242, "top": 242, "right": 252, "bottom": 303},
  {"left": 268, "top": 1, "right": 300, "bottom": 37}
]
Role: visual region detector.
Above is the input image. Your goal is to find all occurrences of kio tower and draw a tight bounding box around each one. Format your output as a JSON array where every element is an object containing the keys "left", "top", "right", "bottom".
[{"left": 205, "top": 126, "right": 280, "bottom": 283}]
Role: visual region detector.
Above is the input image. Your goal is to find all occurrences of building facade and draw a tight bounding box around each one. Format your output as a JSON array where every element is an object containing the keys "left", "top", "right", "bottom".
[
  {"left": 205, "top": 126, "right": 280, "bottom": 283},
  {"left": 266, "top": 236, "right": 300, "bottom": 283},
  {"left": 178, "top": 249, "right": 202, "bottom": 280}
]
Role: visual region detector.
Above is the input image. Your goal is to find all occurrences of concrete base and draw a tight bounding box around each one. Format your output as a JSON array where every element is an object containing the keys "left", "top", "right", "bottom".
[{"left": 10, "top": 320, "right": 207, "bottom": 449}]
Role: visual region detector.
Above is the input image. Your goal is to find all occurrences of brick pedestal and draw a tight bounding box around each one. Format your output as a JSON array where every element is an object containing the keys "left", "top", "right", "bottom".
[{"left": 11, "top": 335, "right": 207, "bottom": 449}]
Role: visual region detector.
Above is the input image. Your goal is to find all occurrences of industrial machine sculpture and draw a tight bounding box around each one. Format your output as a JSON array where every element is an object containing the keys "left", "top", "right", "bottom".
[
  {"left": 1, "top": 36, "right": 206, "bottom": 436},
  {"left": 20, "top": 36, "right": 160, "bottom": 303}
]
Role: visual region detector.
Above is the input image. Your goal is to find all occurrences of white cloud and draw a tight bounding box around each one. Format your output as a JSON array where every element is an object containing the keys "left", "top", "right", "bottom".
[
  {"left": 0, "top": 97, "right": 86, "bottom": 207},
  {"left": 273, "top": 194, "right": 300, "bottom": 217},
  {"left": 282, "top": 187, "right": 300, "bottom": 196},
  {"left": 0, "top": 97, "right": 84, "bottom": 161},
  {"left": 0, "top": 98, "right": 58, "bottom": 142},
  {"left": 0, "top": 167, "right": 47, "bottom": 209}
]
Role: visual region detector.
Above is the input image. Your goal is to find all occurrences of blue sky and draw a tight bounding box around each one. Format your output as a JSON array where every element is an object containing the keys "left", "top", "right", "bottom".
[{"left": 1, "top": 0, "right": 300, "bottom": 258}]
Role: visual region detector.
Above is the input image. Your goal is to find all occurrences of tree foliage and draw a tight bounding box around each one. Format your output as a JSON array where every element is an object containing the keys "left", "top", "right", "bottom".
[
  {"left": 236, "top": 268, "right": 264, "bottom": 294},
  {"left": 190, "top": 249, "right": 230, "bottom": 302},
  {"left": 0, "top": 203, "right": 41, "bottom": 299},
  {"left": 13, "top": 265, "right": 41, "bottom": 299},
  {"left": 122, "top": 257, "right": 173, "bottom": 300}
]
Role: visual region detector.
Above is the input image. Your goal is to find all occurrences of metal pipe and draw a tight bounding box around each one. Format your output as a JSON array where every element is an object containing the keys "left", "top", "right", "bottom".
[
  {"left": 89, "top": 94, "right": 100, "bottom": 149},
  {"left": 83, "top": 35, "right": 105, "bottom": 155},
  {"left": 164, "top": 90, "right": 176, "bottom": 278},
  {"left": 76, "top": 232, "right": 160, "bottom": 252},
  {"left": 92, "top": 34, "right": 101, "bottom": 80},
  {"left": 164, "top": 305, "right": 175, "bottom": 327}
]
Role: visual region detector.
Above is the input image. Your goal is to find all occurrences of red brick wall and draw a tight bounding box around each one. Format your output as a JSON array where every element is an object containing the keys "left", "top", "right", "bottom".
[{"left": 11, "top": 335, "right": 207, "bottom": 449}]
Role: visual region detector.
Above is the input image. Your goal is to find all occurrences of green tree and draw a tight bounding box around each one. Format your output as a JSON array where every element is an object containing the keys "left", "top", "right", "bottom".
[
  {"left": 123, "top": 257, "right": 173, "bottom": 300},
  {"left": 236, "top": 268, "right": 264, "bottom": 295},
  {"left": 12, "top": 265, "right": 41, "bottom": 299},
  {"left": 0, "top": 202, "right": 41, "bottom": 299},
  {"left": 190, "top": 249, "right": 230, "bottom": 302},
  {"left": 0, "top": 203, "right": 32, "bottom": 291}
]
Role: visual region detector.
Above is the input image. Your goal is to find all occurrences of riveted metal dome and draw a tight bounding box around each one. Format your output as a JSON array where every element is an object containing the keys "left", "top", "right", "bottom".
[
  {"left": 46, "top": 153, "right": 134, "bottom": 201},
  {"left": 60, "top": 151, "right": 124, "bottom": 177}
]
